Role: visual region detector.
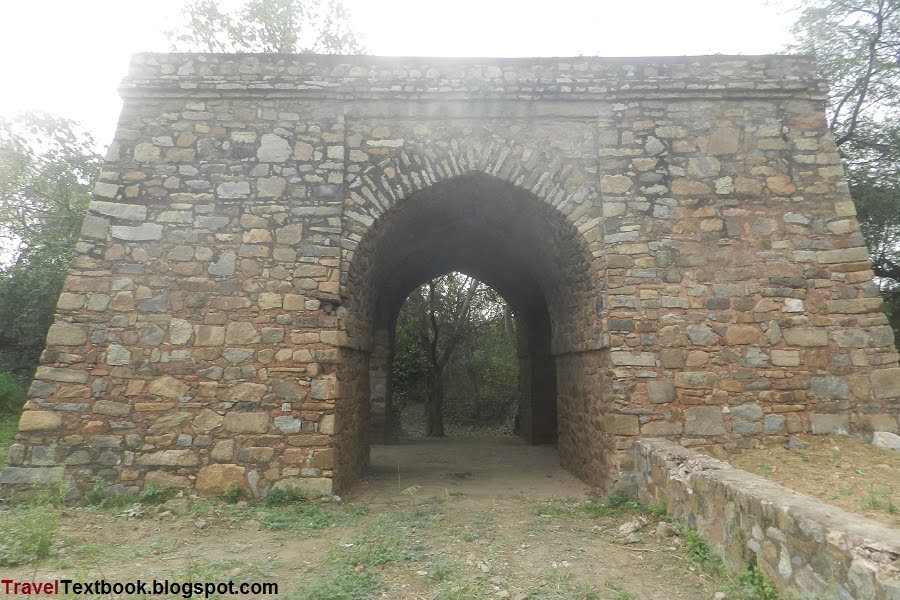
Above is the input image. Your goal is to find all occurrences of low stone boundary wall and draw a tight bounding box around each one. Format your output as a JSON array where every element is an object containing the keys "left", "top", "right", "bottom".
[{"left": 633, "top": 438, "right": 900, "bottom": 599}]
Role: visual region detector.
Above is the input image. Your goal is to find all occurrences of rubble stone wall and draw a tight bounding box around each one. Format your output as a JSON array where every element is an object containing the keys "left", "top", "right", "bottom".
[
  {"left": 634, "top": 438, "right": 900, "bottom": 599},
  {"left": 1, "top": 53, "right": 898, "bottom": 498}
]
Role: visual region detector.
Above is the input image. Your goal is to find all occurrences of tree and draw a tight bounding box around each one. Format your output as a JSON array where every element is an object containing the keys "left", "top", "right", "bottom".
[
  {"left": 393, "top": 273, "right": 519, "bottom": 437},
  {"left": 790, "top": 0, "right": 900, "bottom": 339},
  {"left": 167, "top": 0, "right": 364, "bottom": 54},
  {"left": 0, "top": 114, "right": 102, "bottom": 377}
]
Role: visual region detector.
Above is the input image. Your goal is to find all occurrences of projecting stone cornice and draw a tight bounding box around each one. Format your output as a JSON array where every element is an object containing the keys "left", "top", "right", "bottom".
[{"left": 120, "top": 52, "right": 829, "bottom": 102}]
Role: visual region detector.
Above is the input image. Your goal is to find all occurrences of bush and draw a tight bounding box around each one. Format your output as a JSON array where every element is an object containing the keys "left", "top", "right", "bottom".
[{"left": 0, "top": 372, "right": 26, "bottom": 416}]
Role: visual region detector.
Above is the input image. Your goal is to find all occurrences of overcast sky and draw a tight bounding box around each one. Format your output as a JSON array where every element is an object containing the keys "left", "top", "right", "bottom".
[{"left": 0, "top": 0, "right": 801, "bottom": 147}]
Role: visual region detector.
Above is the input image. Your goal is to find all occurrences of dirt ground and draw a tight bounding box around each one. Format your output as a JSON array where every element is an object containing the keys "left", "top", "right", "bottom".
[
  {"left": 2, "top": 438, "right": 723, "bottom": 600},
  {"left": 728, "top": 434, "right": 900, "bottom": 528}
]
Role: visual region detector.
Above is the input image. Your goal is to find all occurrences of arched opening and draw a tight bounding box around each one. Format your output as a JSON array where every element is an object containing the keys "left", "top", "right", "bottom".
[
  {"left": 389, "top": 272, "right": 521, "bottom": 440},
  {"left": 338, "top": 172, "right": 605, "bottom": 490}
]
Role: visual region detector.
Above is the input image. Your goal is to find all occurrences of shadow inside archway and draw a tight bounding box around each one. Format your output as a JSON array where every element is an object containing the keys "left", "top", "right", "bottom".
[{"left": 351, "top": 438, "right": 590, "bottom": 504}]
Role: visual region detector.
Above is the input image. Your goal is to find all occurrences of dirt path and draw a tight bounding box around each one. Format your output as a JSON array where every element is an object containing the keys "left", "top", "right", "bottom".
[{"left": 2, "top": 438, "right": 722, "bottom": 599}]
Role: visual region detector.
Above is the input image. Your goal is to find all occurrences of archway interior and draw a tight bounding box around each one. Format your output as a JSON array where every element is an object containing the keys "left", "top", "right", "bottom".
[
  {"left": 342, "top": 173, "right": 599, "bottom": 484},
  {"left": 390, "top": 271, "right": 521, "bottom": 440}
]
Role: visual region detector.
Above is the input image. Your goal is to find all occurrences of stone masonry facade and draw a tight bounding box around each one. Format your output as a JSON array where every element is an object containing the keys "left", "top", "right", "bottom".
[{"left": 2, "top": 54, "right": 898, "bottom": 498}]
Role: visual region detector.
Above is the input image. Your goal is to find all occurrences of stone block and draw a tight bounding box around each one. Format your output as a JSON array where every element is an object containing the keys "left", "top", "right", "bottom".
[
  {"left": 871, "top": 431, "right": 900, "bottom": 451},
  {"left": 810, "top": 376, "right": 850, "bottom": 399},
  {"left": 91, "top": 201, "right": 147, "bottom": 221},
  {"left": 675, "top": 372, "right": 716, "bottom": 389},
  {"left": 224, "top": 382, "right": 266, "bottom": 403},
  {"left": 257, "top": 134, "right": 291, "bottom": 162},
  {"left": 770, "top": 350, "right": 800, "bottom": 367},
  {"left": 195, "top": 325, "right": 225, "bottom": 347},
  {"left": 724, "top": 325, "right": 763, "bottom": 345},
  {"left": 732, "top": 421, "right": 762, "bottom": 435},
  {"left": 318, "top": 414, "right": 336, "bottom": 435},
  {"left": 0, "top": 467, "right": 64, "bottom": 485},
  {"left": 782, "top": 328, "right": 828, "bottom": 347},
  {"left": 810, "top": 414, "right": 850, "bottom": 435},
  {"left": 763, "top": 414, "right": 786, "bottom": 434},
  {"left": 274, "top": 416, "right": 303, "bottom": 433},
  {"left": 311, "top": 377, "right": 339, "bottom": 400},
  {"left": 684, "top": 406, "right": 726, "bottom": 435},
  {"left": 226, "top": 322, "right": 260, "bottom": 344},
  {"left": 46, "top": 323, "right": 87, "bottom": 346},
  {"left": 193, "top": 409, "right": 224, "bottom": 432},
  {"left": 80, "top": 214, "right": 110, "bottom": 239},
  {"left": 270, "top": 477, "right": 332, "bottom": 498},
  {"left": 825, "top": 298, "right": 883, "bottom": 314},
  {"left": 136, "top": 450, "right": 199, "bottom": 467},
  {"left": 93, "top": 401, "right": 131, "bottom": 417},
  {"left": 211, "top": 439, "right": 235, "bottom": 462},
  {"left": 604, "top": 414, "right": 640, "bottom": 435},
  {"left": 610, "top": 352, "right": 656, "bottom": 367},
  {"left": 730, "top": 403, "right": 763, "bottom": 421},
  {"left": 147, "top": 375, "right": 190, "bottom": 399},
  {"left": 223, "top": 412, "right": 269, "bottom": 433},
  {"left": 18, "top": 411, "right": 63, "bottom": 432},
  {"left": 816, "top": 247, "right": 870, "bottom": 264},
  {"left": 686, "top": 324, "right": 718, "bottom": 345},
  {"left": 110, "top": 223, "right": 163, "bottom": 241},
  {"left": 641, "top": 421, "right": 683, "bottom": 436},
  {"left": 311, "top": 448, "right": 335, "bottom": 469},
  {"left": 238, "top": 446, "right": 275, "bottom": 462},
  {"left": 871, "top": 368, "right": 900, "bottom": 398},
  {"left": 647, "top": 381, "right": 676, "bottom": 404},
  {"left": 196, "top": 464, "right": 247, "bottom": 492}
]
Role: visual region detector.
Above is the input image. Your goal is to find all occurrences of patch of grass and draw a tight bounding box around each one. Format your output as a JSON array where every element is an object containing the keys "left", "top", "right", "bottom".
[
  {"left": 533, "top": 492, "right": 666, "bottom": 520},
  {"left": 222, "top": 481, "right": 244, "bottom": 504},
  {"left": 139, "top": 481, "right": 178, "bottom": 506},
  {"left": 681, "top": 525, "right": 783, "bottom": 600},
  {"left": 259, "top": 500, "right": 368, "bottom": 536},
  {"left": 0, "top": 415, "right": 18, "bottom": 472},
  {"left": 287, "top": 562, "right": 382, "bottom": 600},
  {"left": 523, "top": 568, "right": 602, "bottom": 599},
  {"left": 862, "top": 485, "right": 899, "bottom": 515},
  {"left": 605, "top": 580, "right": 638, "bottom": 600},
  {"left": 0, "top": 484, "right": 66, "bottom": 566},
  {"left": 264, "top": 484, "right": 308, "bottom": 507},
  {"left": 0, "top": 372, "right": 27, "bottom": 416}
]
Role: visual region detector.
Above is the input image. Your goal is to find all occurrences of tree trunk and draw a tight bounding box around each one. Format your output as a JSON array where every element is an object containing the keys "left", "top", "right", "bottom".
[{"left": 425, "top": 366, "right": 444, "bottom": 436}]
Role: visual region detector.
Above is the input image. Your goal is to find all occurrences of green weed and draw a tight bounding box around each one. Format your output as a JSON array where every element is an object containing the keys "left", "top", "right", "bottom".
[
  {"left": 0, "top": 415, "right": 18, "bottom": 472},
  {"left": 0, "top": 372, "right": 26, "bottom": 416},
  {"left": 287, "top": 562, "right": 382, "bottom": 600},
  {"left": 681, "top": 525, "right": 783, "bottom": 600},
  {"left": 221, "top": 481, "right": 244, "bottom": 504},
  {"left": 259, "top": 500, "right": 367, "bottom": 535},
  {"left": 862, "top": 485, "right": 899, "bottom": 514},
  {"left": 0, "top": 484, "right": 66, "bottom": 565},
  {"left": 264, "top": 484, "right": 308, "bottom": 507},
  {"left": 533, "top": 492, "right": 666, "bottom": 520},
  {"left": 138, "top": 481, "right": 178, "bottom": 506}
]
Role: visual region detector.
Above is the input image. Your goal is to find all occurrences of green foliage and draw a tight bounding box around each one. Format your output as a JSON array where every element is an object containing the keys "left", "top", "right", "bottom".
[
  {"left": 287, "top": 563, "right": 382, "bottom": 600},
  {"left": 258, "top": 500, "right": 367, "bottom": 535},
  {"left": 222, "top": 481, "right": 244, "bottom": 504},
  {"left": 0, "top": 484, "right": 66, "bottom": 566},
  {"left": 392, "top": 272, "right": 519, "bottom": 435},
  {"left": 139, "top": 482, "right": 178, "bottom": 506},
  {"left": 791, "top": 0, "right": 900, "bottom": 343},
  {"left": 681, "top": 526, "right": 783, "bottom": 600},
  {"left": 533, "top": 492, "right": 666, "bottom": 520},
  {"left": 862, "top": 485, "right": 899, "bottom": 514},
  {"left": 0, "top": 416, "right": 17, "bottom": 472},
  {"left": 264, "top": 484, "right": 308, "bottom": 507},
  {"left": 168, "top": 0, "right": 364, "bottom": 54},
  {"left": 0, "top": 372, "right": 26, "bottom": 416},
  {"left": 0, "top": 114, "right": 102, "bottom": 377}
]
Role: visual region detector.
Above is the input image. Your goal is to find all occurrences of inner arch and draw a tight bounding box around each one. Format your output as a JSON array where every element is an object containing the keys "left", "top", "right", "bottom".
[{"left": 338, "top": 172, "right": 606, "bottom": 489}]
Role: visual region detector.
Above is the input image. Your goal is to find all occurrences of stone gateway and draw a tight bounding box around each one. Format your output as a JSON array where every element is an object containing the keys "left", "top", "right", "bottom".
[{"left": 3, "top": 54, "right": 898, "bottom": 498}]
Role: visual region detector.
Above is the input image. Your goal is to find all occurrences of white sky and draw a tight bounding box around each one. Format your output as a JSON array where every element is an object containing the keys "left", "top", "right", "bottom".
[{"left": 0, "top": 0, "right": 802, "bottom": 148}]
